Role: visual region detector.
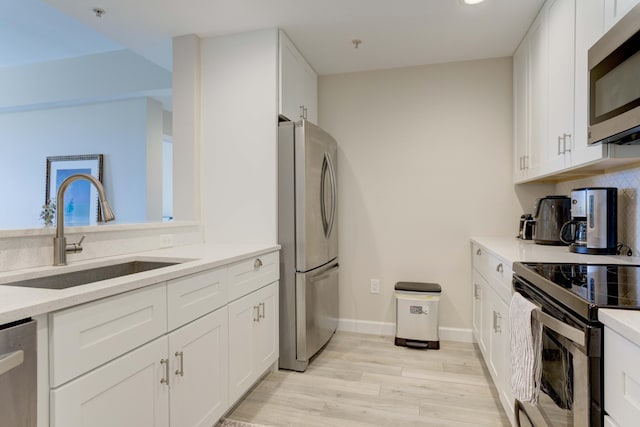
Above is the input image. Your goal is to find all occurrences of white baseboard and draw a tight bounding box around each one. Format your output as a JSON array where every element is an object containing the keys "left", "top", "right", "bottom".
[{"left": 337, "top": 318, "right": 473, "bottom": 343}]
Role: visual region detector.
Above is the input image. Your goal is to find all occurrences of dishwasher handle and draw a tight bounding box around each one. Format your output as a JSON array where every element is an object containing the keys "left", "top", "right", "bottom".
[{"left": 0, "top": 349, "right": 24, "bottom": 376}]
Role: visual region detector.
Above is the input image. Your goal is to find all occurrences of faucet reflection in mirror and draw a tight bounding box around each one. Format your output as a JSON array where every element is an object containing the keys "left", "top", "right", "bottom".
[{"left": 53, "top": 173, "right": 115, "bottom": 266}]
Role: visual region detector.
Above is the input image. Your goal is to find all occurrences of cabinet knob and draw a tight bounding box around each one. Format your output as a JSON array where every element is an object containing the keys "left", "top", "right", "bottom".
[
  {"left": 476, "top": 248, "right": 482, "bottom": 256},
  {"left": 254, "top": 258, "right": 263, "bottom": 269},
  {"left": 496, "top": 263, "right": 503, "bottom": 273}
]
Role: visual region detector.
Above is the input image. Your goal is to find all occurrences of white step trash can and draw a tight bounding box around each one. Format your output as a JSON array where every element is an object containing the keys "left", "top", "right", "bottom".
[{"left": 394, "top": 281, "right": 441, "bottom": 349}]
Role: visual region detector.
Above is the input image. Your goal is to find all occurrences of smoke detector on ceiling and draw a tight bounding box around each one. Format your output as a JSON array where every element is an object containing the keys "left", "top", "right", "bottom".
[{"left": 92, "top": 8, "right": 105, "bottom": 18}]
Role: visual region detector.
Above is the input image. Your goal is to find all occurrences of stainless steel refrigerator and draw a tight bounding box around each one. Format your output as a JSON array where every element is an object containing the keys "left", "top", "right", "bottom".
[{"left": 278, "top": 120, "right": 338, "bottom": 372}]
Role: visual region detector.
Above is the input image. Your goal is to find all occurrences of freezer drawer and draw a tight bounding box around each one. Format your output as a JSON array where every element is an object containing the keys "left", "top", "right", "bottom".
[{"left": 296, "top": 260, "right": 339, "bottom": 362}]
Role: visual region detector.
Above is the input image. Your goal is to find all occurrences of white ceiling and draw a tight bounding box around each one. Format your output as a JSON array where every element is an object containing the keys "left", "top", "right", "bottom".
[{"left": 36, "top": 0, "right": 545, "bottom": 75}]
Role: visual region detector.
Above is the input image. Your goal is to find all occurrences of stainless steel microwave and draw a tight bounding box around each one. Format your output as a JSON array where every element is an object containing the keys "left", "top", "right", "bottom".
[{"left": 588, "top": 3, "right": 640, "bottom": 145}]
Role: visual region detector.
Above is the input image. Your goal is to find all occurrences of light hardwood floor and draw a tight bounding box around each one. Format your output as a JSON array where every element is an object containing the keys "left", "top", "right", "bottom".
[{"left": 226, "top": 332, "right": 510, "bottom": 426}]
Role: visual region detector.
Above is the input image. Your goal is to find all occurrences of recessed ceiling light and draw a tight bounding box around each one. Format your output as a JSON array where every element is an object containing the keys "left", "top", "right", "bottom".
[{"left": 464, "top": 0, "right": 485, "bottom": 4}]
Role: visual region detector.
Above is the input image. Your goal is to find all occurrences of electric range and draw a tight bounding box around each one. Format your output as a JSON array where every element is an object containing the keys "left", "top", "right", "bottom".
[{"left": 512, "top": 262, "right": 640, "bottom": 427}]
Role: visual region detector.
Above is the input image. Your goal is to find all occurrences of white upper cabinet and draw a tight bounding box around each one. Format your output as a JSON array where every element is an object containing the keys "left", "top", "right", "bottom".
[
  {"left": 513, "top": 12, "right": 545, "bottom": 183},
  {"left": 279, "top": 30, "right": 318, "bottom": 124},
  {"left": 604, "top": 0, "right": 640, "bottom": 30},
  {"left": 513, "top": 0, "right": 640, "bottom": 183},
  {"left": 544, "top": 0, "right": 575, "bottom": 173},
  {"left": 573, "top": 0, "right": 608, "bottom": 165}
]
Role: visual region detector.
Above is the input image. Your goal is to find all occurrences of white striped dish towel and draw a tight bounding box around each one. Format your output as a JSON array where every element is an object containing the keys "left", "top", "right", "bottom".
[{"left": 509, "top": 292, "right": 543, "bottom": 405}]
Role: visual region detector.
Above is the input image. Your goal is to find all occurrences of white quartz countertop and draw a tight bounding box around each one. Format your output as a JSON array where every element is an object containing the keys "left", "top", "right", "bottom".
[
  {"left": 0, "top": 243, "right": 280, "bottom": 324},
  {"left": 472, "top": 236, "right": 640, "bottom": 347},
  {"left": 470, "top": 236, "right": 640, "bottom": 266}
]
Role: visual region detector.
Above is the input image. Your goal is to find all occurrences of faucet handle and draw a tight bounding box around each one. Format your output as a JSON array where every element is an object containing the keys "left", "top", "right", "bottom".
[{"left": 66, "top": 234, "right": 87, "bottom": 254}]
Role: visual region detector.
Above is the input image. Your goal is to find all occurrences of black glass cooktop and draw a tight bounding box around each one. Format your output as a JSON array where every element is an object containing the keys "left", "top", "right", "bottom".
[{"left": 514, "top": 262, "right": 640, "bottom": 320}]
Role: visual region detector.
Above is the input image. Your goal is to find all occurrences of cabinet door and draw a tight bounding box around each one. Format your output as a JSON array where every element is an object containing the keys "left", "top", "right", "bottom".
[
  {"left": 514, "top": 38, "right": 530, "bottom": 182},
  {"left": 169, "top": 307, "right": 229, "bottom": 427},
  {"left": 50, "top": 337, "right": 169, "bottom": 427},
  {"left": 254, "top": 282, "right": 279, "bottom": 374},
  {"left": 528, "top": 10, "right": 548, "bottom": 178},
  {"left": 486, "top": 288, "right": 502, "bottom": 381},
  {"left": 480, "top": 277, "right": 492, "bottom": 362},
  {"left": 228, "top": 290, "right": 259, "bottom": 404},
  {"left": 279, "top": 31, "right": 318, "bottom": 123},
  {"left": 472, "top": 270, "right": 484, "bottom": 353},
  {"left": 545, "top": 0, "right": 575, "bottom": 172},
  {"left": 573, "top": 0, "right": 608, "bottom": 166}
]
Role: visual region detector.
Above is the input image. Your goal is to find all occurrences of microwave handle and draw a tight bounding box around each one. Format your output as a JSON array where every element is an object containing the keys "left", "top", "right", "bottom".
[{"left": 532, "top": 308, "right": 585, "bottom": 347}]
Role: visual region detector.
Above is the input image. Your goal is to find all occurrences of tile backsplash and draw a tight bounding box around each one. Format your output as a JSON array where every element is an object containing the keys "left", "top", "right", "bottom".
[{"left": 556, "top": 165, "right": 640, "bottom": 256}]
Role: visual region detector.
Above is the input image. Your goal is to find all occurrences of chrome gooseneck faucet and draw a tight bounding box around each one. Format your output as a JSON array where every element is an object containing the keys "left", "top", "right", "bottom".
[{"left": 53, "top": 173, "right": 115, "bottom": 266}]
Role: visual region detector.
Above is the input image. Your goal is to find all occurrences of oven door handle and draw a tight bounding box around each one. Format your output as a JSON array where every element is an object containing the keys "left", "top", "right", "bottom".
[{"left": 533, "top": 308, "right": 585, "bottom": 347}]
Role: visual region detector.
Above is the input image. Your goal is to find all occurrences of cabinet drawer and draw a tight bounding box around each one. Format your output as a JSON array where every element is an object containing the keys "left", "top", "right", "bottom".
[
  {"left": 167, "top": 266, "right": 228, "bottom": 330},
  {"left": 472, "top": 243, "right": 512, "bottom": 294},
  {"left": 50, "top": 283, "right": 167, "bottom": 387},
  {"left": 605, "top": 327, "right": 640, "bottom": 426},
  {"left": 228, "top": 251, "right": 279, "bottom": 301}
]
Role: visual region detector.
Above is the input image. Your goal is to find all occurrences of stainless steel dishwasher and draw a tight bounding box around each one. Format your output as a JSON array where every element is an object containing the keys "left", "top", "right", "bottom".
[{"left": 0, "top": 319, "right": 37, "bottom": 427}]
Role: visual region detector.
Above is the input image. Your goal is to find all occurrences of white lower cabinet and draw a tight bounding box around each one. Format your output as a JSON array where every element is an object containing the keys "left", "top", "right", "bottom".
[
  {"left": 169, "top": 307, "right": 229, "bottom": 427},
  {"left": 51, "top": 337, "right": 170, "bottom": 427},
  {"left": 604, "top": 326, "right": 640, "bottom": 427},
  {"left": 228, "top": 282, "right": 279, "bottom": 404},
  {"left": 48, "top": 250, "right": 280, "bottom": 427},
  {"left": 51, "top": 307, "right": 229, "bottom": 427},
  {"left": 471, "top": 242, "right": 514, "bottom": 425}
]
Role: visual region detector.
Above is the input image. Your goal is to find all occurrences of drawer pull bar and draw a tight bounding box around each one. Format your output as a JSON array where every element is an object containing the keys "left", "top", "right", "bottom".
[
  {"left": 175, "top": 351, "right": 184, "bottom": 376},
  {"left": 253, "top": 305, "right": 260, "bottom": 322},
  {"left": 259, "top": 302, "right": 265, "bottom": 320},
  {"left": 160, "top": 358, "right": 169, "bottom": 385}
]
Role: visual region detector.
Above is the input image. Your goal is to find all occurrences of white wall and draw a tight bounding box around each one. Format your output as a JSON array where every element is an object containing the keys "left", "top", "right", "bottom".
[
  {"left": 0, "top": 98, "right": 162, "bottom": 227},
  {"left": 199, "top": 30, "right": 278, "bottom": 244},
  {"left": 319, "top": 58, "right": 523, "bottom": 331}
]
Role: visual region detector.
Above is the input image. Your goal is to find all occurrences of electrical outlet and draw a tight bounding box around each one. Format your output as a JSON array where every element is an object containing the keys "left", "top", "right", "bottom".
[
  {"left": 370, "top": 279, "right": 380, "bottom": 294},
  {"left": 159, "top": 234, "right": 173, "bottom": 248}
]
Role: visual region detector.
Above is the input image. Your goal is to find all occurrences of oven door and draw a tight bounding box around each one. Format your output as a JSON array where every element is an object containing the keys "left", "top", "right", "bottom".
[{"left": 513, "top": 279, "right": 599, "bottom": 427}]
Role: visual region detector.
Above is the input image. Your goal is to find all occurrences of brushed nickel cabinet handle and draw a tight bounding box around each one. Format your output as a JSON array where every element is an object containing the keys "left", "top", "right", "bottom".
[
  {"left": 563, "top": 133, "right": 572, "bottom": 152},
  {"left": 259, "top": 302, "right": 265, "bottom": 320},
  {"left": 254, "top": 258, "right": 263, "bottom": 269},
  {"left": 253, "top": 305, "right": 259, "bottom": 322},
  {"left": 473, "top": 284, "right": 480, "bottom": 300},
  {"left": 175, "top": 351, "right": 184, "bottom": 376},
  {"left": 496, "top": 263, "right": 504, "bottom": 273},
  {"left": 476, "top": 248, "right": 481, "bottom": 256},
  {"left": 160, "top": 359, "right": 169, "bottom": 385}
]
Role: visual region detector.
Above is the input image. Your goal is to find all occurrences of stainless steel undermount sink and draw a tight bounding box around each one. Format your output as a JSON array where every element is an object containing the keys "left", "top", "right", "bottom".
[{"left": 3, "top": 260, "right": 180, "bottom": 290}]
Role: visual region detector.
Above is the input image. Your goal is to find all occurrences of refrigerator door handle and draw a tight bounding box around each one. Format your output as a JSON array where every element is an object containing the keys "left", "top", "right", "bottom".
[
  {"left": 321, "top": 152, "right": 337, "bottom": 239},
  {"left": 320, "top": 153, "right": 330, "bottom": 238},
  {"left": 326, "top": 152, "right": 337, "bottom": 240}
]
